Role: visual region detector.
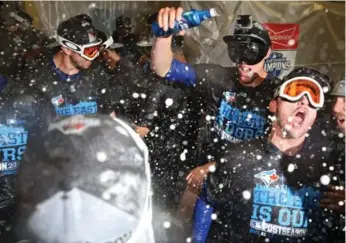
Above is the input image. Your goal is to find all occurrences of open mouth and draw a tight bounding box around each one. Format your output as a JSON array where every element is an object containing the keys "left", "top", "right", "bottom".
[
  {"left": 292, "top": 109, "right": 307, "bottom": 127},
  {"left": 337, "top": 117, "right": 345, "bottom": 126},
  {"left": 238, "top": 65, "right": 252, "bottom": 74}
]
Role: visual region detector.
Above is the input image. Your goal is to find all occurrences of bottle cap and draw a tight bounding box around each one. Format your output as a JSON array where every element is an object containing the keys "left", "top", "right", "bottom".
[{"left": 209, "top": 8, "right": 218, "bottom": 17}]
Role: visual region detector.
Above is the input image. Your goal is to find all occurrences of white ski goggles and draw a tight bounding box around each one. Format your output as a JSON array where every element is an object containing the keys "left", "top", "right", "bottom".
[
  {"left": 274, "top": 77, "right": 324, "bottom": 109},
  {"left": 57, "top": 35, "right": 113, "bottom": 61}
]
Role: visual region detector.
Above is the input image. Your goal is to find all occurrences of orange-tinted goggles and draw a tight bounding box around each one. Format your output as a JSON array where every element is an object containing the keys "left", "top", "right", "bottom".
[
  {"left": 83, "top": 45, "right": 101, "bottom": 59},
  {"left": 276, "top": 77, "right": 324, "bottom": 108}
]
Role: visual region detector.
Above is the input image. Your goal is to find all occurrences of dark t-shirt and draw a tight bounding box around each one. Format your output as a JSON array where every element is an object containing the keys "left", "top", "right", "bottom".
[
  {"left": 0, "top": 80, "right": 49, "bottom": 240},
  {"left": 190, "top": 64, "right": 281, "bottom": 162},
  {"left": 206, "top": 137, "right": 334, "bottom": 243},
  {"left": 21, "top": 54, "right": 132, "bottom": 121}
]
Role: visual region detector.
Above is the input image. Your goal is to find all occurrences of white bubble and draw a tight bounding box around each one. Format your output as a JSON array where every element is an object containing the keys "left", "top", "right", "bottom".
[
  {"left": 339, "top": 201, "right": 344, "bottom": 206},
  {"left": 338, "top": 133, "right": 344, "bottom": 138},
  {"left": 322, "top": 163, "right": 327, "bottom": 167},
  {"left": 320, "top": 175, "right": 331, "bottom": 185},
  {"left": 120, "top": 99, "right": 125, "bottom": 104},
  {"left": 88, "top": 3, "right": 96, "bottom": 8},
  {"left": 101, "top": 88, "right": 106, "bottom": 94},
  {"left": 170, "top": 124, "right": 176, "bottom": 130},
  {"left": 163, "top": 221, "right": 171, "bottom": 228},
  {"left": 42, "top": 87, "right": 47, "bottom": 92},
  {"left": 296, "top": 154, "right": 301, "bottom": 158},
  {"left": 96, "top": 151, "right": 107, "bottom": 162},
  {"left": 322, "top": 86, "right": 329, "bottom": 93},
  {"left": 220, "top": 158, "right": 225, "bottom": 163},
  {"left": 53, "top": 81, "right": 58, "bottom": 85},
  {"left": 322, "top": 147, "right": 327, "bottom": 152},
  {"left": 287, "top": 163, "right": 295, "bottom": 172},
  {"left": 206, "top": 115, "right": 211, "bottom": 121},
  {"left": 180, "top": 150, "right": 187, "bottom": 161},
  {"left": 288, "top": 39, "right": 295, "bottom": 46},
  {"left": 186, "top": 237, "right": 192, "bottom": 243},
  {"left": 132, "top": 93, "right": 139, "bottom": 98},
  {"left": 102, "top": 192, "right": 111, "bottom": 200},
  {"left": 178, "top": 113, "right": 183, "bottom": 119},
  {"left": 219, "top": 183, "right": 224, "bottom": 189},
  {"left": 211, "top": 213, "right": 217, "bottom": 220},
  {"left": 165, "top": 98, "right": 173, "bottom": 107},
  {"left": 208, "top": 164, "right": 216, "bottom": 172},
  {"left": 185, "top": 66, "right": 189, "bottom": 71},
  {"left": 141, "top": 93, "right": 147, "bottom": 99},
  {"left": 329, "top": 166, "right": 334, "bottom": 171},
  {"left": 256, "top": 155, "right": 262, "bottom": 160},
  {"left": 284, "top": 124, "right": 292, "bottom": 131},
  {"left": 242, "top": 190, "right": 251, "bottom": 200}
]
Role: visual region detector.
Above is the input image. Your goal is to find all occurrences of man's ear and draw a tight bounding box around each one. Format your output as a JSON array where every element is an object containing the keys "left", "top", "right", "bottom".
[
  {"left": 265, "top": 48, "right": 271, "bottom": 59},
  {"left": 61, "top": 46, "right": 72, "bottom": 56},
  {"left": 269, "top": 98, "right": 277, "bottom": 113}
]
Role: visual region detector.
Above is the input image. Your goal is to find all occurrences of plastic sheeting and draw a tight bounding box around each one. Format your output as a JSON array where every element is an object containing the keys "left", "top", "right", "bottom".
[
  {"left": 180, "top": 1, "right": 345, "bottom": 81},
  {"left": 32, "top": 1, "right": 179, "bottom": 38},
  {"left": 32, "top": 1, "right": 344, "bottom": 80}
]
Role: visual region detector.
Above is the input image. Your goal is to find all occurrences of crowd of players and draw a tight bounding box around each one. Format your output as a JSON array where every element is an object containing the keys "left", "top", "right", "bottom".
[{"left": 0, "top": 4, "right": 344, "bottom": 243}]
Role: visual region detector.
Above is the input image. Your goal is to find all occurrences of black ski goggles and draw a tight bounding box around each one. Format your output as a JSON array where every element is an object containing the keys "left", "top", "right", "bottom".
[{"left": 225, "top": 35, "right": 269, "bottom": 65}]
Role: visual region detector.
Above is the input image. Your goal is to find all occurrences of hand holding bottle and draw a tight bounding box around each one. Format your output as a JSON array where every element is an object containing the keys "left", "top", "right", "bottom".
[
  {"left": 153, "top": 7, "right": 218, "bottom": 37},
  {"left": 156, "top": 7, "right": 186, "bottom": 37}
]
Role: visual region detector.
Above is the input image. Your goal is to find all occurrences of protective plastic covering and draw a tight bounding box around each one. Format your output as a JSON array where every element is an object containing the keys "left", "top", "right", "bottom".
[
  {"left": 181, "top": 1, "right": 345, "bottom": 81},
  {"left": 32, "top": 1, "right": 179, "bottom": 38},
  {"left": 33, "top": 1, "right": 344, "bottom": 80}
]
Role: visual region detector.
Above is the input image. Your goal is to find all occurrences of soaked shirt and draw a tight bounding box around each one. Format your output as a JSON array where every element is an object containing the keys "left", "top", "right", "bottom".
[
  {"left": 22, "top": 55, "right": 134, "bottom": 121},
  {"left": 164, "top": 60, "right": 281, "bottom": 160},
  {"left": 0, "top": 80, "right": 49, "bottom": 238},
  {"left": 206, "top": 137, "right": 331, "bottom": 243}
]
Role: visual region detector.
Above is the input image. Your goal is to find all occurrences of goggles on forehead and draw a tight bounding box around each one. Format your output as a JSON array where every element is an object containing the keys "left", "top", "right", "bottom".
[
  {"left": 275, "top": 77, "right": 325, "bottom": 109},
  {"left": 57, "top": 35, "right": 111, "bottom": 61}
]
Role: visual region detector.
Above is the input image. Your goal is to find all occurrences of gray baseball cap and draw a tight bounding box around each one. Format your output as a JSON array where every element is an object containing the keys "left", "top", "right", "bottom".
[
  {"left": 330, "top": 77, "right": 345, "bottom": 97},
  {"left": 15, "top": 115, "right": 155, "bottom": 243}
]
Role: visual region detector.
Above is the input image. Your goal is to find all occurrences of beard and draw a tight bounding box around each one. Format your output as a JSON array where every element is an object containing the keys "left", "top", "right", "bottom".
[{"left": 70, "top": 55, "right": 88, "bottom": 70}]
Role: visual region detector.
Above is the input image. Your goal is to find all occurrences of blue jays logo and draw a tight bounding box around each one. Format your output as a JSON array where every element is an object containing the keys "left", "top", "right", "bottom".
[
  {"left": 254, "top": 169, "right": 280, "bottom": 187},
  {"left": 223, "top": 91, "right": 236, "bottom": 103},
  {"left": 51, "top": 95, "right": 65, "bottom": 108},
  {"left": 264, "top": 52, "right": 291, "bottom": 77}
]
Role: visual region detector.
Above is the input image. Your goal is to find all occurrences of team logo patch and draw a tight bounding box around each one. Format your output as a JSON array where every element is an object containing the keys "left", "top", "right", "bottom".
[
  {"left": 264, "top": 52, "right": 291, "bottom": 77},
  {"left": 223, "top": 91, "right": 236, "bottom": 103},
  {"left": 48, "top": 115, "right": 101, "bottom": 135},
  {"left": 254, "top": 169, "right": 280, "bottom": 187},
  {"left": 51, "top": 95, "right": 65, "bottom": 108}
]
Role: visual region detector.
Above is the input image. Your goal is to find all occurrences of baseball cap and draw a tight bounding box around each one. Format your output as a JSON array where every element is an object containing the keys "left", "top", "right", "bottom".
[
  {"left": 1, "top": 10, "right": 32, "bottom": 27},
  {"left": 223, "top": 16, "right": 271, "bottom": 47},
  {"left": 330, "top": 76, "right": 345, "bottom": 97},
  {"left": 14, "top": 115, "right": 155, "bottom": 243},
  {"left": 57, "top": 15, "right": 100, "bottom": 45}
]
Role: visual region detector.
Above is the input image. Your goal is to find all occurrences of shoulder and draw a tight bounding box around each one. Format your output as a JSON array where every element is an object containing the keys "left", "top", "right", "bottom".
[{"left": 193, "top": 64, "right": 237, "bottom": 78}]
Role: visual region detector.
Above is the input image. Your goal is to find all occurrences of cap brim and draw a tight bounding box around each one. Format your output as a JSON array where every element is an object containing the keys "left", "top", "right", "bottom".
[
  {"left": 223, "top": 35, "right": 236, "bottom": 43},
  {"left": 46, "top": 40, "right": 60, "bottom": 48}
]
